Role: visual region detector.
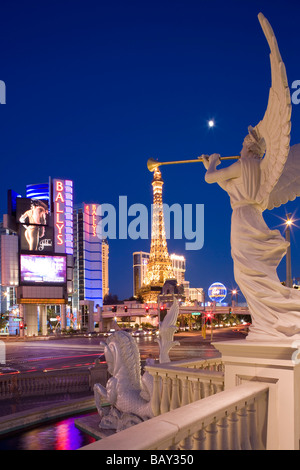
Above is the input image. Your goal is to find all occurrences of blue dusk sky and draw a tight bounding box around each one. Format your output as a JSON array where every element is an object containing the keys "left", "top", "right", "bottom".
[{"left": 1, "top": 0, "right": 300, "bottom": 301}]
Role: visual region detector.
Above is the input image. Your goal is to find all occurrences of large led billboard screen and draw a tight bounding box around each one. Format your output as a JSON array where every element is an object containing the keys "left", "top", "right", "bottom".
[
  {"left": 20, "top": 254, "right": 66, "bottom": 284},
  {"left": 53, "top": 179, "right": 73, "bottom": 255},
  {"left": 17, "top": 198, "right": 53, "bottom": 252}
]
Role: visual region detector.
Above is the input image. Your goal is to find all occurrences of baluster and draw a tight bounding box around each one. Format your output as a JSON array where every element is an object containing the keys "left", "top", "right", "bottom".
[
  {"left": 38, "top": 377, "right": 43, "bottom": 394},
  {"left": 247, "top": 400, "right": 263, "bottom": 450},
  {"left": 77, "top": 374, "right": 82, "bottom": 391},
  {"left": 34, "top": 377, "right": 38, "bottom": 395},
  {"left": 49, "top": 376, "right": 52, "bottom": 393},
  {"left": 217, "top": 416, "right": 229, "bottom": 450},
  {"left": 151, "top": 374, "right": 161, "bottom": 416},
  {"left": 25, "top": 377, "right": 29, "bottom": 396},
  {"left": 160, "top": 375, "right": 170, "bottom": 414},
  {"left": 29, "top": 376, "right": 33, "bottom": 395},
  {"left": 205, "top": 420, "right": 218, "bottom": 450},
  {"left": 69, "top": 374, "right": 73, "bottom": 392},
  {"left": 203, "top": 381, "right": 211, "bottom": 398},
  {"left": 192, "top": 426, "right": 206, "bottom": 450},
  {"left": 54, "top": 376, "right": 58, "bottom": 394},
  {"left": 170, "top": 376, "right": 180, "bottom": 410},
  {"left": 178, "top": 435, "right": 193, "bottom": 451},
  {"left": 29, "top": 377, "right": 33, "bottom": 396},
  {"left": 18, "top": 377, "right": 22, "bottom": 398},
  {"left": 227, "top": 410, "right": 241, "bottom": 450},
  {"left": 36, "top": 377, "right": 41, "bottom": 395},
  {"left": 5, "top": 378, "right": 9, "bottom": 398},
  {"left": 181, "top": 378, "right": 190, "bottom": 406},
  {"left": 238, "top": 406, "right": 252, "bottom": 450},
  {"left": 188, "top": 380, "right": 193, "bottom": 402},
  {"left": 22, "top": 378, "right": 26, "bottom": 397},
  {"left": 193, "top": 379, "right": 201, "bottom": 402}
]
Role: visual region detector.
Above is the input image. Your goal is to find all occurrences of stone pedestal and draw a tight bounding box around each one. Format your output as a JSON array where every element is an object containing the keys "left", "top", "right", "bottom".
[
  {"left": 24, "top": 304, "right": 38, "bottom": 336},
  {"left": 97, "top": 306, "right": 104, "bottom": 332},
  {"left": 214, "top": 340, "right": 300, "bottom": 450},
  {"left": 60, "top": 304, "right": 66, "bottom": 330}
]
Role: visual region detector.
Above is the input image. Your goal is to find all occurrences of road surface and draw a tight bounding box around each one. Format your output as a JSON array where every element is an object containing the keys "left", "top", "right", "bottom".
[{"left": 0, "top": 327, "right": 247, "bottom": 375}]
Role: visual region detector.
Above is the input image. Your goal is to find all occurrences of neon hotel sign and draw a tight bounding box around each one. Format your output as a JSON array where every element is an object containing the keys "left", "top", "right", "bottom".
[
  {"left": 85, "top": 204, "right": 98, "bottom": 238},
  {"left": 55, "top": 181, "right": 65, "bottom": 246},
  {"left": 54, "top": 179, "right": 73, "bottom": 254}
]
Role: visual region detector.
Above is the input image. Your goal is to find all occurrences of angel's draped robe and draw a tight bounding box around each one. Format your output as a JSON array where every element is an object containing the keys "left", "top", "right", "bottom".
[{"left": 223, "top": 156, "right": 300, "bottom": 340}]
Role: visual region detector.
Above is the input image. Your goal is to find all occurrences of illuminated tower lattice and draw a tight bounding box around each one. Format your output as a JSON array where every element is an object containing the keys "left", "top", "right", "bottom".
[{"left": 140, "top": 167, "right": 175, "bottom": 302}]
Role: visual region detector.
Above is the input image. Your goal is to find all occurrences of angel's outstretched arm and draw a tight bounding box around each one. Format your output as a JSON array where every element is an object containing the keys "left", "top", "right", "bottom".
[{"left": 203, "top": 154, "right": 241, "bottom": 185}]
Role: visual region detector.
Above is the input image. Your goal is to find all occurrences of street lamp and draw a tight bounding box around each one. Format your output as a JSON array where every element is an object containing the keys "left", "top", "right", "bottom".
[
  {"left": 285, "top": 213, "right": 293, "bottom": 288},
  {"left": 231, "top": 289, "right": 238, "bottom": 306}
]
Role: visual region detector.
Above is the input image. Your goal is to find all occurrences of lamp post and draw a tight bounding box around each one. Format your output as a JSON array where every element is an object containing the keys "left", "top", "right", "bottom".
[
  {"left": 231, "top": 289, "right": 238, "bottom": 306},
  {"left": 285, "top": 214, "right": 293, "bottom": 288}
]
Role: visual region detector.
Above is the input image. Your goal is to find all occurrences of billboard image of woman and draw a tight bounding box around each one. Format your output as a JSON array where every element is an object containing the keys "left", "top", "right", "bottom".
[{"left": 18, "top": 199, "right": 49, "bottom": 251}]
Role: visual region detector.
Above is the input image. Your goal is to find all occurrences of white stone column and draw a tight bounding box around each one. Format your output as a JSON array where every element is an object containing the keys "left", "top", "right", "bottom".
[
  {"left": 97, "top": 305, "right": 103, "bottom": 332},
  {"left": 88, "top": 301, "right": 95, "bottom": 332},
  {"left": 39, "top": 305, "right": 47, "bottom": 336},
  {"left": 19, "top": 304, "right": 25, "bottom": 338},
  {"left": 24, "top": 304, "right": 38, "bottom": 336},
  {"left": 60, "top": 304, "right": 66, "bottom": 330},
  {"left": 215, "top": 340, "right": 300, "bottom": 450}
]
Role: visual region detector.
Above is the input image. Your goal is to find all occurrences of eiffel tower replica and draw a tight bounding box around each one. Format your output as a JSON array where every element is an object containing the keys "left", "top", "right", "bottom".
[{"left": 139, "top": 167, "right": 175, "bottom": 303}]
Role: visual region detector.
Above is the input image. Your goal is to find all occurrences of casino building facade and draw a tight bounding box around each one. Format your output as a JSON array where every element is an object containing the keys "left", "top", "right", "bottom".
[{"left": 1, "top": 179, "right": 106, "bottom": 336}]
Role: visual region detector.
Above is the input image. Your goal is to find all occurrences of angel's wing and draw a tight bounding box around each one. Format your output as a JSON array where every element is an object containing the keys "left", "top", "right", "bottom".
[
  {"left": 267, "top": 144, "right": 300, "bottom": 210},
  {"left": 156, "top": 297, "right": 180, "bottom": 363},
  {"left": 255, "top": 13, "right": 292, "bottom": 205},
  {"left": 160, "top": 297, "right": 179, "bottom": 331}
]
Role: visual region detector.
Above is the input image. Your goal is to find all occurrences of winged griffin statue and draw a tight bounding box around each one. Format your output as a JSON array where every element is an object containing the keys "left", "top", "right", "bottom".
[
  {"left": 94, "top": 330, "right": 154, "bottom": 432},
  {"left": 94, "top": 299, "right": 180, "bottom": 431},
  {"left": 202, "top": 13, "right": 300, "bottom": 341}
]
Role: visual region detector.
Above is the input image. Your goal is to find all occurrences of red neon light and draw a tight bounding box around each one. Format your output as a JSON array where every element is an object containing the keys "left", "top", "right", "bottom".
[
  {"left": 55, "top": 180, "right": 65, "bottom": 247},
  {"left": 92, "top": 204, "right": 97, "bottom": 237},
  {"left": 56, "top": 202, "right": 64, "bottom": 213},
  {"left": 55, "top": 192, "right": 64, "bottom": 202}
]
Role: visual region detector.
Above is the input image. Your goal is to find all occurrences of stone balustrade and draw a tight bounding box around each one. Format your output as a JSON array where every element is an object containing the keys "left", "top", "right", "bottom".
[
  {"left": 80, "top": 381, "right": 269, "bottom": 450},
  {"left": 146, "top": 357, "right": 224, "bottom": 416},
  {"left": 0, "top": 360, "right": 108, "bottom": 402},
  {"left": 0, "top": 369, "right": 91, "bottom": 400}
]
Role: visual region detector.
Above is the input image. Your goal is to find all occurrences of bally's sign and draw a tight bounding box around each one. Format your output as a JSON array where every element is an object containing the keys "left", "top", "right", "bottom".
[{"left": 53, "top": 179, "right": 73, "bottom": 254}]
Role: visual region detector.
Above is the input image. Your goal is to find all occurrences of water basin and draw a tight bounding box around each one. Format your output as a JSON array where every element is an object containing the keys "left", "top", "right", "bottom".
[{"left": 0, "top": 412, "right": 97, "bottom": 450}]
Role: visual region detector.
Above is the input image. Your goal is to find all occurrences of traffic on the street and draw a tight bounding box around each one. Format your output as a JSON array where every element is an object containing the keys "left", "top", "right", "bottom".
[{"left": 0, "top": 327, "right": 247, "bottom": 375}]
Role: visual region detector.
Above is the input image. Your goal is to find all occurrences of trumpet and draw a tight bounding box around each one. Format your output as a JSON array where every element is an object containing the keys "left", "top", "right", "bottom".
[{"left": 147, "top": 155, "right": 240, "bottom": 172}]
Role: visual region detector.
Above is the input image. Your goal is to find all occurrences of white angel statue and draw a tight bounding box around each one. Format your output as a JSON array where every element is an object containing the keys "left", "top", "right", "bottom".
[{"left": 202, "top": 13, "right": 300, "bottom": 341}]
